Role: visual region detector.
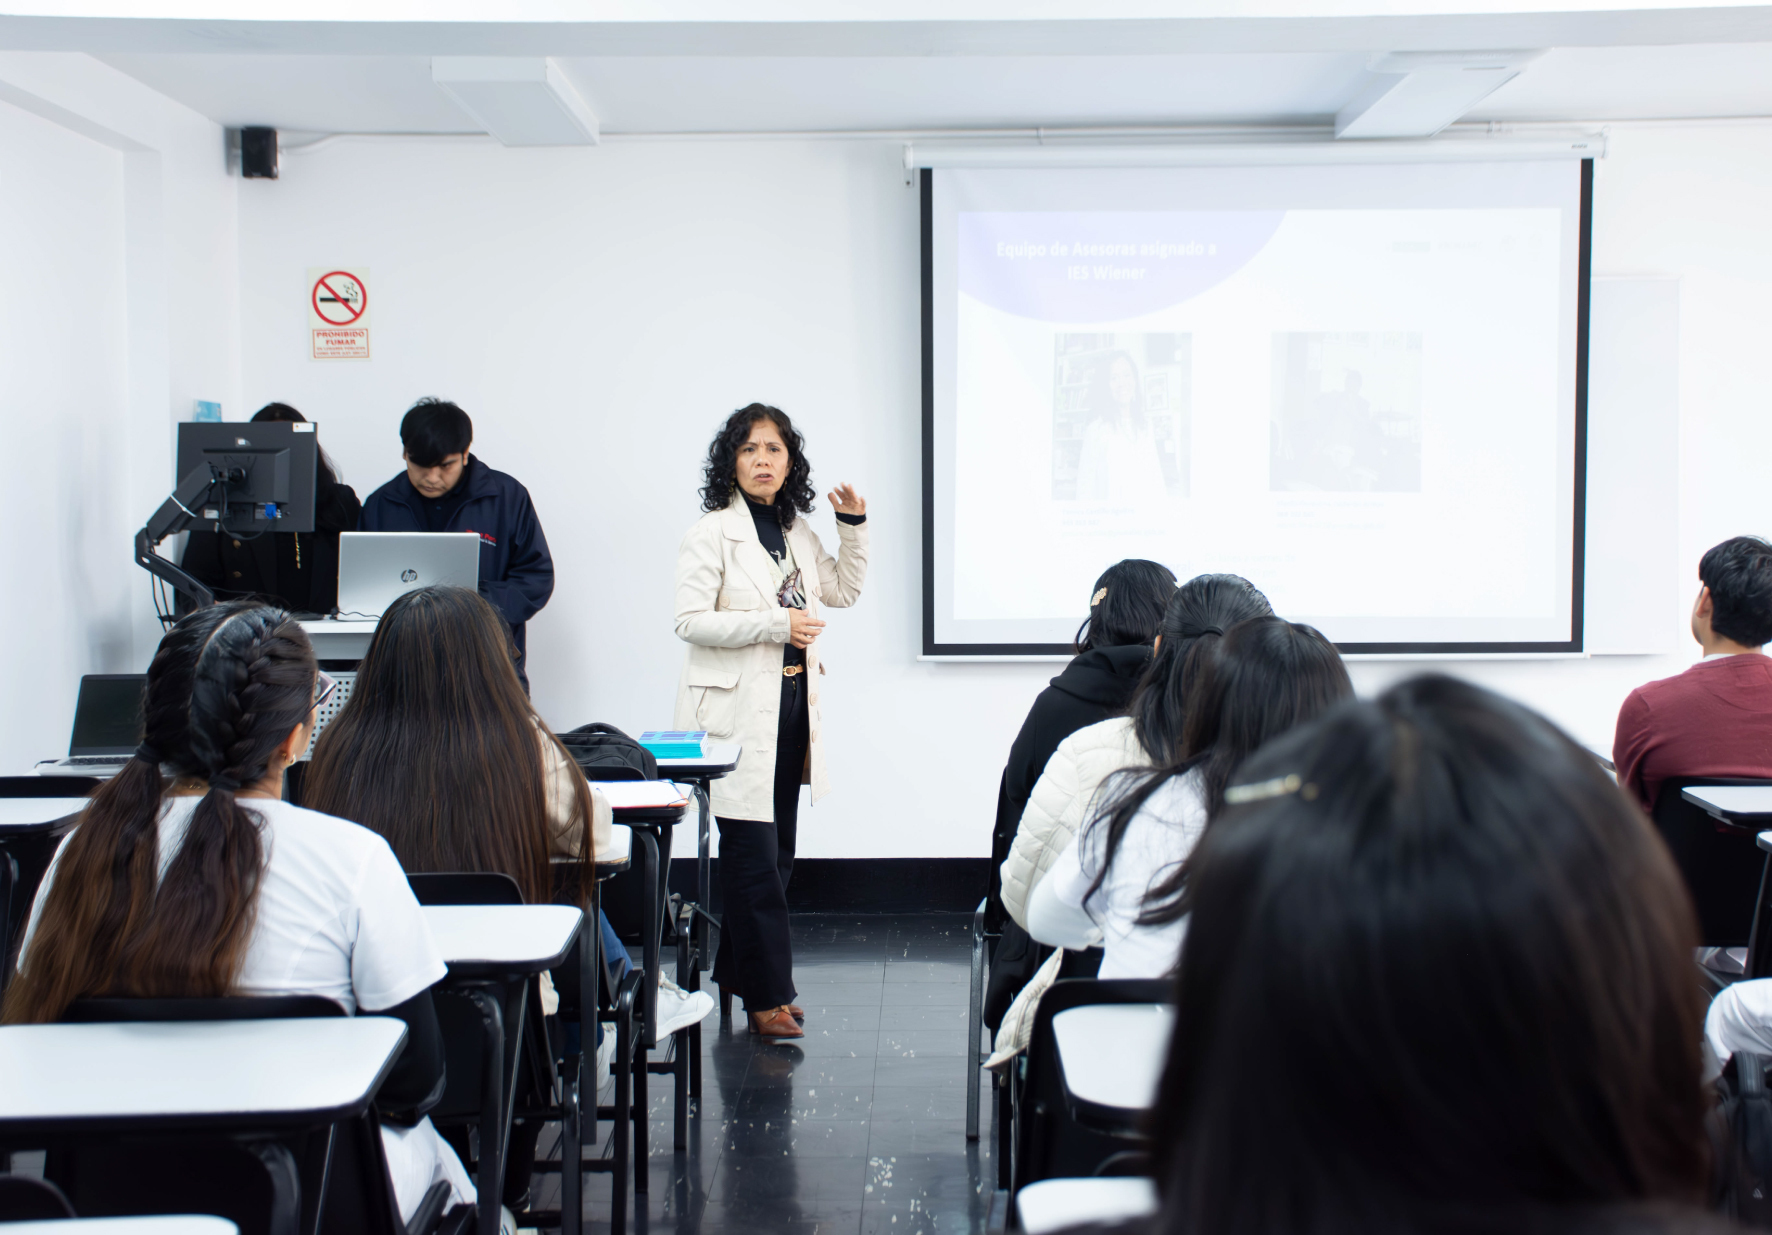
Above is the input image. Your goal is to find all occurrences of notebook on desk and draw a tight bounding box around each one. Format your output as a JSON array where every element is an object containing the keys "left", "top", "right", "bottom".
[{"left": 40, "top": 674, "right": 148, "bottom": 778}]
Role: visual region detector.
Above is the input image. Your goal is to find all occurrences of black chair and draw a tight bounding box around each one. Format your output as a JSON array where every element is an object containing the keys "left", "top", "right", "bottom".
[
  {"left": 1, "top": 850, "right": 17, "bottom": 996},
  {"left": 1652, "top": 778, "right": 1772, "bottom": 949},
  {"left": 408, "top": 871, "right": 643, "bottom": 1235},
  {"left": 48, "top": 995, "right": 448, "bottom": 1235},
  {"left": 407, "top": 873, "right": 528, "bottom": 1235},
  {"left": 531, "top": 863, "right": 643, "bottom": 1235},
  {"left": 0, "top": 777, "right": 103, "bottom": 797},
  {"left": 0, "top": 778, "right": 96, "bottom": 993},
  {"left": 0, "top": 1175, "right": 77, "bottom": 1220},
  {"left": 1010, "top": 977, "right": 1171, "bottom": 1215}
]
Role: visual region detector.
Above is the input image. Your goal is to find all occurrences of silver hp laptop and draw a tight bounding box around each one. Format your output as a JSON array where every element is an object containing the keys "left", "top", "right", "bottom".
[
  {"left": 41, "top": 674, "right": 148, "bottom": 777},
  {"left": 336, "top": 531, "right": 481, "bottom": 619}
]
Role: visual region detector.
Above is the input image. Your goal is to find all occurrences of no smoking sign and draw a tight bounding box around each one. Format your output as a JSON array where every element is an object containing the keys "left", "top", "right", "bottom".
[{"left": 308, "top": 267, "right": 370, "bottom": 360}]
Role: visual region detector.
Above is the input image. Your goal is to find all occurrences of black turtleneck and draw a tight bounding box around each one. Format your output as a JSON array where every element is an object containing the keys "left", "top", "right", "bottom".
[{"left": 742, "top": 496, "right": 865, "bottom": 668}]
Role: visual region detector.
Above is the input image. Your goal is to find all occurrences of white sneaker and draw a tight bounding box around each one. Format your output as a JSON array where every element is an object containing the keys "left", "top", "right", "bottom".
[
  {"left": 595, "top": 1025, "right": 615, "bottom": 1092},
  {"left": 655, "top": 980, "right": 715, "bottom": 1037}
]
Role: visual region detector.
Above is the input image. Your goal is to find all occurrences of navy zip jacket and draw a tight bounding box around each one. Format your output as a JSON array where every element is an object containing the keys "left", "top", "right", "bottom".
[{"left": 359, "top": 455, "right": 554, "bottom": 683}]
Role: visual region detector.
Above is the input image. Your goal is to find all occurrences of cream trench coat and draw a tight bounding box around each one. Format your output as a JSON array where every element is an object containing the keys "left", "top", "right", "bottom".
[{"left": 672, "top": 493, "right": 869, "bottom": 821}]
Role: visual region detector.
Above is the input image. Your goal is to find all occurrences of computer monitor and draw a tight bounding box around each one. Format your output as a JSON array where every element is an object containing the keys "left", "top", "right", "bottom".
[
  {"left": 68, "top": 674, "right": 147, "bottom": 757},
  {"left": 174, "top": 421, "right": 319, "bottom": 535}
]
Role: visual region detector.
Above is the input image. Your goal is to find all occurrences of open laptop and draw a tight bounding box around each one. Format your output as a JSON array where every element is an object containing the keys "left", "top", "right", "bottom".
[
  {"left": 335, "top": 531, "right": 482, "bottom": 619},
  {"left": 41, "top": 674, "right": 148, "bottom": 777}
]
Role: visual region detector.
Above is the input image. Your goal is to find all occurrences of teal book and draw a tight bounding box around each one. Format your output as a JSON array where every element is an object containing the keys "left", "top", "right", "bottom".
[{"left": 639, "top": 730, "right": 707, "bottom": 759}]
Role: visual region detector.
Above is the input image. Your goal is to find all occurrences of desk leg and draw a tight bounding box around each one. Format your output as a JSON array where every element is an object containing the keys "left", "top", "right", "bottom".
[
  {"left": 695, "top": 779, "right": 712, "bottom": 976},
  {"left": 634, "top": 828, "right": 658, "bottom": 1199},
  {"left": 466, "top": 986, "right": 507, "bottom": 1235}
]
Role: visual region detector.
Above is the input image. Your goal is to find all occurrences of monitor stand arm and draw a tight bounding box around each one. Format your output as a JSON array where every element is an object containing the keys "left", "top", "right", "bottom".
[{"left": 135, "top": 465, "right": 219, "bottom": 614}]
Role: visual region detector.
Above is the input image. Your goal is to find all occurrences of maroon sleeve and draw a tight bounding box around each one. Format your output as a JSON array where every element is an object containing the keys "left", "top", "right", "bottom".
[{"left": 1613, "top": 686, "right": 1656, "bottom": 811}]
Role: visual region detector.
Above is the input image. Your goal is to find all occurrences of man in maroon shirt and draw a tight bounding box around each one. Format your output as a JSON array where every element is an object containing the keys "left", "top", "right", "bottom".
[{"left": 1614, "top": 535, "right": 1772, "bottom": 812}]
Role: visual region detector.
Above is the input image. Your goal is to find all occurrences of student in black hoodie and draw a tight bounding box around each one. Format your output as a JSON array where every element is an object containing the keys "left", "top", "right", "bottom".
[
  {"left": 985, "top": 560, "right": 1175, "bottom": 1022},
  {"left": 1001, "top": 560, "right": 1178, "bottom": 823}
]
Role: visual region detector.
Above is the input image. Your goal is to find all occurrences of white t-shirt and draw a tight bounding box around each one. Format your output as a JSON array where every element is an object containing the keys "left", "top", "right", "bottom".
[
  {"left": 1039, "top": 768, "right": 1206, "bottom": 979},
  {"left": 24, "top": 796, "right": 446, "bottom": 1014}
]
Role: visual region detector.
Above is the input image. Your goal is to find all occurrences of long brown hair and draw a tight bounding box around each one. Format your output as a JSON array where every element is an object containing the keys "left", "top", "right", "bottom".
[
  {"left": 303, "top": 586, "right": 593, "bottom": 904},
  {"left": 4, "top": 604, "right": 318, "bottom": 1024}
]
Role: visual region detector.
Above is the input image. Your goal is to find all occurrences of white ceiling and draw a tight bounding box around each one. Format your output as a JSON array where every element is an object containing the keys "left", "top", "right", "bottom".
[
  {"left": 87, "top": 41, "right": 1772, "bottom": 136},
  {"left": 0, "top": 3, "right": 1759, "bottom": 136}
]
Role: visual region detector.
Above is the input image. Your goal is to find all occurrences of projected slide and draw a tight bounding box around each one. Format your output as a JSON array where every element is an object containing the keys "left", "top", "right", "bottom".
[{"left": 924, "top": 160, "right": 1588, "bottom": 654}]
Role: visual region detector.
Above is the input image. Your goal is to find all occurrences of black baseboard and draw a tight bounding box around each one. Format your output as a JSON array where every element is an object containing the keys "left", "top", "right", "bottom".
[{"left": 664, "top": 857, "right": 987, "bottom": 915}]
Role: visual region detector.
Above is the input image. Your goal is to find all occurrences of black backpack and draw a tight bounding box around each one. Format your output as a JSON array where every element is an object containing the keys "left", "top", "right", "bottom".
[
  {"left": 1718, "top": 1051, "right": 1772, "bottom": 1227},
  {"left": 558, "top": 723, "right": 658, "bottom": 782}
]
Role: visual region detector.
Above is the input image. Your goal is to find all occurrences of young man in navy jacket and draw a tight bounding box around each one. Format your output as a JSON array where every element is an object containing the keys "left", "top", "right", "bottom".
[{"left": 360, "top": 399, "right": 554, "bottom": 688}]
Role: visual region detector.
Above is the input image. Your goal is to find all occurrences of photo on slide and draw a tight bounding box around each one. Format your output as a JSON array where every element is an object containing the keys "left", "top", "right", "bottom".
[
  {"left": 1270, "top": 332, "right": 1423, "bottom": 493},
  {"left": 1052, "top": 333, "right": 1191, "bottom": 502}
]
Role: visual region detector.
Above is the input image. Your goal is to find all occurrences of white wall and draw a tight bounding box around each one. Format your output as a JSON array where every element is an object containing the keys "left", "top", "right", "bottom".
[
  {"left": 0, "top": 52, "right": 239, "bottom": 771},
  {"left": 220, "top": 122, "right": 1772, "bottom": 857}
]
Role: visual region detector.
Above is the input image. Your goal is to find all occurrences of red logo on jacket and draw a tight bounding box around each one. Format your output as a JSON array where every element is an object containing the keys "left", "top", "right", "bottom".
[{"left": 464, "top": 529, "right": 497, "bottom": 547}]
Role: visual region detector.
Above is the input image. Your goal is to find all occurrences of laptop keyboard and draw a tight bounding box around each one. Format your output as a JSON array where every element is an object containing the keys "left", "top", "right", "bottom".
[{"left": 64, "top": 755, "right": 128, "bottom": 765}]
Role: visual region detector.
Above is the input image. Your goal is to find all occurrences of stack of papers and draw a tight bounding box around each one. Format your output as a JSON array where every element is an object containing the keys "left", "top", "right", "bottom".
[{"left": 639, "top": 730, "right": 708, "bottom": 758}]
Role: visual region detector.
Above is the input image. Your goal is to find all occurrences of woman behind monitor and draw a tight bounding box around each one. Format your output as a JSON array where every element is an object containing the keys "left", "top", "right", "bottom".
[{"left": 180, "top": 403, "right": 362, "bottom": 615}]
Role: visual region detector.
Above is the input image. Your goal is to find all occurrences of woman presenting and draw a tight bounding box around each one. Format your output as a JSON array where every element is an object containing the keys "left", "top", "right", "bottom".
[{"left": 674, "top": 403, "right": 868, "bottom": 1039}]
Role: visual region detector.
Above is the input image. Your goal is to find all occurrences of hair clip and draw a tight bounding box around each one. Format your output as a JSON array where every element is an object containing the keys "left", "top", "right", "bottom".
[
  {"left": 1092, "top": 587, "right": 1108, "bottom": 607},
  {"left": 1224, "top": 773, "right": 1317, "bottom": 805}
]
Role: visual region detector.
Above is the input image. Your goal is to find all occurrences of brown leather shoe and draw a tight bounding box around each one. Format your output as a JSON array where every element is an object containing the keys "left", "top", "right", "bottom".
[
  {"left": 749, "top": 1007, "right": 805, "bottom": 1038},
  {"left": 787, "top": 1004, "right": 805, "bottom": 1020}
]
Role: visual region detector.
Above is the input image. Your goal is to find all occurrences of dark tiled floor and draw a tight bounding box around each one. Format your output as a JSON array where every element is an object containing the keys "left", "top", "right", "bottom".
[{"left": 549, "top": 912, "right": 995, "bottom": 1235}]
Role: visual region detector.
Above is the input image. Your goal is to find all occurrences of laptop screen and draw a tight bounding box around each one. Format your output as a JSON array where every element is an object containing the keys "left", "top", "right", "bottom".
[{"left": 70, "top": 674, "right": 148, "bottom": 756}]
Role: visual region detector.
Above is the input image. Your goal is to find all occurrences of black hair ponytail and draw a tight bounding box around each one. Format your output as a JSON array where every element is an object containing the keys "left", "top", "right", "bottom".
[{"left": 4, "top": 603, "right": 316, "bottom": 1023}]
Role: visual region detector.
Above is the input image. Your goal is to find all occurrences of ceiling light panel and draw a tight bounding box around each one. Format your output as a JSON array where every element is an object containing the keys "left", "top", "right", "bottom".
[
  {"left": 1336, "top": 50, "right": 1542, "bottom": 140},
  {"left": 431, "top": 57, "right": 599, "bottom": 146}
]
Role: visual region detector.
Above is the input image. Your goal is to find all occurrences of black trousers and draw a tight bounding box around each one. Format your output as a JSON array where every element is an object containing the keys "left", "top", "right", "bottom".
[{"left": 713, "top": 668, "right": 810, "bottom": 1012}]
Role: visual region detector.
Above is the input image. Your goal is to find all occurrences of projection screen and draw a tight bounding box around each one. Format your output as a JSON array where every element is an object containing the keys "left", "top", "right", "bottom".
[{"left": 921, "top": 157, "right": 1592, "bottom": 656}]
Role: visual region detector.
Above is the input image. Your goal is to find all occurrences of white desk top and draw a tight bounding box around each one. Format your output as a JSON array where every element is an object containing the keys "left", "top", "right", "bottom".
[
  {"left": 1052, "top": 1003, "right": 1173, "bottom": 1111},
  {"left": 1685, "top": 785, "right": 1772, "bottom": 820},
  {"left": 598, "top": 823, "right": 632, "bottom": 869},
  {"left": 1, "top": 1219, "right": 240, "bottom": 1235},
  {"left": 0, "top": 798, "right": 87, "bottom": 828},
  {"left": 422, "top": 905, "right": 582, "bottom": 971},
  {"left": 0, "top": 1017, "right": 404, "bottom": 1126},
  {"left": 591, "top": 781, "right": 690, "bottom": 811},
  {"left": 296, "top": 618, "right": 379, "bottom": 633},
  {"left": 1017, "top": 1178, "right": 1157, "bottom": 1235}
]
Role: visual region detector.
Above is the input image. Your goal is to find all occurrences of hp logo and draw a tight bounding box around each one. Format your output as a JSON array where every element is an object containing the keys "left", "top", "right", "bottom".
[{"left": 400, "top": 569, "right": 418, "bottom": 583}]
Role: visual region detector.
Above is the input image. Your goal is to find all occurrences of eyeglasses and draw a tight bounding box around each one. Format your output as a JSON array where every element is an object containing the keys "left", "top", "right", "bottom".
[{"left": 314, "top": 670, "right": 338, "bottom": 712}]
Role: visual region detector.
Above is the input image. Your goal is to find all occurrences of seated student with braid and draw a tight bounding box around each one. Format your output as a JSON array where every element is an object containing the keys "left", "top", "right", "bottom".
[{"left": 4, "top": 603, "right": 475, "bottom": 1224}]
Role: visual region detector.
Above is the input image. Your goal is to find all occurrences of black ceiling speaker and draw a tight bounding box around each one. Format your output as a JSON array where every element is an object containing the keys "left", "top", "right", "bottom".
[{"left": 241, "top": 127, "right": 279, "bottom": 179}]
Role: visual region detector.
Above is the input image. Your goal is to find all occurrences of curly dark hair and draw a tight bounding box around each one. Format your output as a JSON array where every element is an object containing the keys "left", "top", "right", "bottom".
[{"left": 699, "top": 403, "right": 817, "bottom": 527}]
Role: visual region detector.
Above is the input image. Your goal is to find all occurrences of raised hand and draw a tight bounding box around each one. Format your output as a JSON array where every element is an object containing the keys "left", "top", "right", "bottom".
[{"left": 828, "top": 483, "right": 866, "bottom": 517}]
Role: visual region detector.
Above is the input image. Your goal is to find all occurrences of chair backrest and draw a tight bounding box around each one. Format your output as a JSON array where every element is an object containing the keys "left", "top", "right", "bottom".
[
  {"left": 407, "top": 871, "right": 524, "bottom": 906},
  {"left": 1016, "top": 977, "right": 1173, "bottom": 1193},
  {"left": 63, "top": 995, "right": 347, "bottom": 1022},
  {"left": 1651, "top": 777, "right": 1772, "bottom": 946},
  {"left": 0, "top": 775, "right": 100, "bottom": 798},
  {"left": 1, "top": 850, "right": 16, "bottom": 994}
]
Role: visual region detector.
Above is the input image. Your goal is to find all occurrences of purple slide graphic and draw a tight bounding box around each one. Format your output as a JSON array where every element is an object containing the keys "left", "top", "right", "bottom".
[{"left": 958, "top": 210, "right": 1285, "bottom": 323}]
